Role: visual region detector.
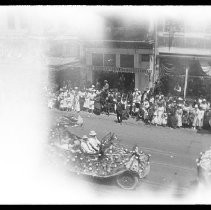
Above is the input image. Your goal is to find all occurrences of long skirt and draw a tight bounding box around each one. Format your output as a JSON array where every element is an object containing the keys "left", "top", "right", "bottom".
[
  {"left": 93, "top": 101, "right": 101, "bottom": 115},
  {"left": 83, "top": 98, "right": 90, "bottom": 109},
  {"left": 168, "top": 115, "right": 178, "bottom": 128},
  {"left": 89, "top": 100, "right": 95, "bottom": 110}
]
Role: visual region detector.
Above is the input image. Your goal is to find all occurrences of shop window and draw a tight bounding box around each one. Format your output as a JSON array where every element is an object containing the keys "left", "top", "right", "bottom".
[
  {"left": 141, "top": 54, "right": 150, "bottom": 62},
  {"left": 120, "top": 54, "right": 134, "bottom": 68},
  {"left": 92, "top": 53, "right": 103, "bottom": 66},
  {"left": 104, "top": 54, "right": 116, "bottom": 67}
]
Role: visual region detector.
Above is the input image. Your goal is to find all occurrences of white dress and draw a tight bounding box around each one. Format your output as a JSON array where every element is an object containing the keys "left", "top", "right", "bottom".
[
  {"left": 176, "top": 108, "right": 183, "bottom": 127},
  {"left": 83, "top": 93, "right": 91, "bottom": 109},
  {"left": 152, "top": 106, "right": 165, "bottom": 125},
  {"left": 89, "top": 93, "right": 96, "bottom": 110},
  {"left": 74, "top": 94, "right": 80, "bottom": 112}
]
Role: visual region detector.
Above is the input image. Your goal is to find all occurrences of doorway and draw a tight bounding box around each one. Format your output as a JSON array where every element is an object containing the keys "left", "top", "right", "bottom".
[{"left": 92, "top": 71, "right": 135, "bottom": 92}]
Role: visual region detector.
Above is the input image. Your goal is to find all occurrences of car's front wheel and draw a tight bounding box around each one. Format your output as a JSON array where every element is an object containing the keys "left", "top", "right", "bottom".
[{"left": 116, "top": 171, "right": 139, "bottom": 190}]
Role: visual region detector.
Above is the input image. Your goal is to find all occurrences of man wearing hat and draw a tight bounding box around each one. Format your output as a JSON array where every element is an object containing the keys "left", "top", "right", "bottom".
[
  {"left": 116, "top": 97, "right": 124, "bottom": 123},
  {"left": 81, "top": 131, "right": 101, "bottom": 154},
  {"left": 103, "top": 80, "right": 109, "bottom": 92},
  {"left": 200, "top": 99, "right": 208, "bottom": 111},
  {"left": 174, "top": 83, "right": 182, "bottom": 96},
  {"left": 81, "top": 135, "right": 97, "bottom": 154},
  {"left": 96, "top": 80, "right": 101, "bottom": 91}
]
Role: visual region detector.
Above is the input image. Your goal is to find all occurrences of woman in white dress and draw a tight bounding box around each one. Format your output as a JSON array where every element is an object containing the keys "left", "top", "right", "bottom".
[
  {"left": 67, "top": 91, "right": 74, "bottom": 111},
  {"left": 176, "top": 104, "right": 183, "bottom": 128},
  {"left": 197, "top": 107, "right": 205, "bottom": 129},
  {"left": 73, "top": 90, "right": 80, "bottom": 112},
  {"left": 192, "top": 104, "right": 200, "bottom": 130},
  {"left": 89, "top": 89, "right": 96, "bottom": 113},
  {"left": 83, "top": 89, "right": 91, "bottom": 111},
  {"left": 152, "top": 102, "right": 165, "bottom": 125}
]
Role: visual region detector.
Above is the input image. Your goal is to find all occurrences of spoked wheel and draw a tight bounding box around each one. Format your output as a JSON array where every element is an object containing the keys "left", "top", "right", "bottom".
[{"left": 116, "top": 171, "right": 139, "bottom": 190}]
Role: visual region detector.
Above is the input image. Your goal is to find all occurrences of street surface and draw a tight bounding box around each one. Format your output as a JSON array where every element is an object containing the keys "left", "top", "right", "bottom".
[{"left": 48, "top": 109, "right": 211, "bottom": 199}]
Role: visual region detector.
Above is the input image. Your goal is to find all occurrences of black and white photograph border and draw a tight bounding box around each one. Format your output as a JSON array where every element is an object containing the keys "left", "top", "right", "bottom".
[{"left": 0, "top": 5, "right": 211, "bottom": 204}]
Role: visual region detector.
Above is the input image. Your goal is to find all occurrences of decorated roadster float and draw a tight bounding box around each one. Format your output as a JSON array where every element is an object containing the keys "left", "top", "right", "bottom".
[
  {"left": 196, "top": 147, "right": 211, "bottom": 184},
  {"left": 49, "top": 125, "right": 151, "bottom": 190}
]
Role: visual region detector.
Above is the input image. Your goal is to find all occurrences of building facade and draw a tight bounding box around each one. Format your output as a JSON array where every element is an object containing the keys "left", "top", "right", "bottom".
[
  {"left": 84, "top": 40, "right": 153, "bottom": 92},
  {"left": 154, "top": 16, "right": 211, "bottom": 98},
  {"left": 46, "top": 36, "right": 84, "bottom": 89}
]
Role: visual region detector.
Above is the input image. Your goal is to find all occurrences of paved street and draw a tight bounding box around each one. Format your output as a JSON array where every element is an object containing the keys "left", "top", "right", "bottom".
[{"left": 49, "top": 109, "right": 211, "bottom": 198}]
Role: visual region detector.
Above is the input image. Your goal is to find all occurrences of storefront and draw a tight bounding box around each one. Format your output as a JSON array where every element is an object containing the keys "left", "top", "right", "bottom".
[
  {"left": 157, "top": 55, "right": 211, "bottom": 99},
  {"left": 84, "top": 41, "right": 153, "bottom": 92},
  {"left": 48, "top": 57, "right": 84, "bottom": 90}
]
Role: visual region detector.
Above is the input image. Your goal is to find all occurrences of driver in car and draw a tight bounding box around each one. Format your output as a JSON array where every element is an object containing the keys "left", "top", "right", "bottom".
[{"left": 81, "top": 131, "right": 101, "bottom": 154}]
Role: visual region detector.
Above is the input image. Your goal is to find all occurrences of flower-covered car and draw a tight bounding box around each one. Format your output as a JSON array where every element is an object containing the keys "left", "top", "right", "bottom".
[
  {"left": 196, "top": 148, "right": 211, "bottom": 184},
  {"left": 49, "top": 129, "right": 151, "bottom": 190}
]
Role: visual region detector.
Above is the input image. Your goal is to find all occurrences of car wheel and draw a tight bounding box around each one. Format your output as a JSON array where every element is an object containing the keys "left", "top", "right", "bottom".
[{"left": 116, "top": 171, "right": 139, "bottom": 190}]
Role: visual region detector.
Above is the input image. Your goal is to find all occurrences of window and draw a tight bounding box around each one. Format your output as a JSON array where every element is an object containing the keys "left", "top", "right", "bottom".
[
  {"left": 120, "top": 54, "right": 134, "bottom": 68},
  {"left": 92, "top": 53, "right": 103, "bottom": 66},
  {"left": 164, "top": 19, "right": 184, "bottom": 33},
  {"left": 141, "top": 54, "right": 150, "bottom": 62},
  {"left": 104, "top": 54, "right": 116, "bottom": 67}
]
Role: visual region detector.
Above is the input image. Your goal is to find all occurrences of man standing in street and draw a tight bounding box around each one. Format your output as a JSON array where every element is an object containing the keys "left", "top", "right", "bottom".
[{"left": 116, "top": 96, "right": 124, "bottom": 124}]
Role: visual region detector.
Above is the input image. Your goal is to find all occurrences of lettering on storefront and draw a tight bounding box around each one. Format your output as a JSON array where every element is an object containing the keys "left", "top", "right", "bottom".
[{"left": 88, "top": 66, "right": 147, "bottom": 73}]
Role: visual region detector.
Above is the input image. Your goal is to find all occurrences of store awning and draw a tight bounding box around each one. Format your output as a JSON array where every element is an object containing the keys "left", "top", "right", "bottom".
[
  {"left": 88, "top": 65, "right": 148, "bottom": 73},
  {"left": 48, "top": 56, "right": 81, "bottom": 70},
  {"left": 159, "top": 57, "right": 211, "bottom": 78},
  {"left": 48, "top": 57, "right": 80, "bottom": 66}
]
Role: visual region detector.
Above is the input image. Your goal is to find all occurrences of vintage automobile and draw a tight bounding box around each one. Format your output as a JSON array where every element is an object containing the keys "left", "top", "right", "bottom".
[
  {"left": 50, "top": 130, "right": 151, "bottom": 190},
  {"left": 196, "top": 148, "right": 211, "bottom": 184}
]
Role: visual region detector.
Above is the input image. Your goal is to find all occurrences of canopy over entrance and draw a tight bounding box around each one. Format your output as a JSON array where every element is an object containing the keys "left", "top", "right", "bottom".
[{"left": 156, "top": 57, "right": 211, "bottom": 99}]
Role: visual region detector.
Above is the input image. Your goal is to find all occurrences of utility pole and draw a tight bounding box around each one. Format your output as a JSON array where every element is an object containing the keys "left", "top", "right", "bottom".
[
  {"left": 184, "top": 62, "right": 189, "bottom": 99},
  {"left": 153, "top": 19, "right": 157, "bottom": 86}
]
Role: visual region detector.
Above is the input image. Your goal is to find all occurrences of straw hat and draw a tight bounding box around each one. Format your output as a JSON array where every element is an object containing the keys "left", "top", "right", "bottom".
[{"left": 89, "top": 130, "right": 97, "bottom": 136}]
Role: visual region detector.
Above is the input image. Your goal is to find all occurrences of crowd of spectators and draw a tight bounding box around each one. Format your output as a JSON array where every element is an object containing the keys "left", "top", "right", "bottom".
[{"left": 45, "top": 80, "right": 211, "bottom": 130}]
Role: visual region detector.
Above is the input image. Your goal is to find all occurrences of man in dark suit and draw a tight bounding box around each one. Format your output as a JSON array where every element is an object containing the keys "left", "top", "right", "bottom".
[{"left": 116, "top": 96, "right": 124, "bottom": 123}]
